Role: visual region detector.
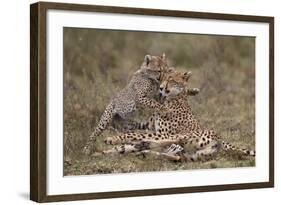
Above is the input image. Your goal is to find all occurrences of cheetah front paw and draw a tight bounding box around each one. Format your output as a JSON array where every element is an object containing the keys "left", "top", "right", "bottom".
[
  {"left": 165, "top": 144, "right": 184, "bottom": 155},
  {"left": 188, "top": 88, "right": 200, "bottom": 96}
]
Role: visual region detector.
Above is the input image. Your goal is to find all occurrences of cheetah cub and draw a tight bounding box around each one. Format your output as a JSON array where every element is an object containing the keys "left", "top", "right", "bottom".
[{"left": 83, "top": 54, "right": 170, "bottom": 155}]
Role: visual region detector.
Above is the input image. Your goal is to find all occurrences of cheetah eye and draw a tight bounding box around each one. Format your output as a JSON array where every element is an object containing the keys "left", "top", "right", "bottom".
[{"left": 166, "top": 90, "right": 170, "bottom": 94}]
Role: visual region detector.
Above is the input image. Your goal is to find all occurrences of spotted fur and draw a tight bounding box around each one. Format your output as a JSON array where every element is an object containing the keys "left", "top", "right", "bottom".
[
  {"left": 104, "top": 70, "right": 255, "bottom": 161},
  {"left": 83, "top": 54, "right": 170, "bottom": 155}
]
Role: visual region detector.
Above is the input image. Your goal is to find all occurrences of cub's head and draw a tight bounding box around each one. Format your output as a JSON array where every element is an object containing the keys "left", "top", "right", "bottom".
[
  {"left": 159, "top": 70, "right": 192, "bottom": 100},
  {"left": 139, "top": 53, "right": 170, "bottom": 82}
]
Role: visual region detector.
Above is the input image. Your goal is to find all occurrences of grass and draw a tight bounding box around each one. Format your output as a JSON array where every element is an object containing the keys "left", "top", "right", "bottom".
[{"left": 63, "top": 28, "right": 255, "bottom": 176}]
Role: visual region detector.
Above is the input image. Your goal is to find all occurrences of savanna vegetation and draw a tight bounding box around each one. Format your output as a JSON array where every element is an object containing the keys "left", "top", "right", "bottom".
[{"left": 63, "top": 28, "right": 255, "bottom": 176}]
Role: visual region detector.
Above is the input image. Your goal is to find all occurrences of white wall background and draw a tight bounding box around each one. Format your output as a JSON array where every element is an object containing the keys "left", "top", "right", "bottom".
[{"left": 0, "top": 0, "right": 279, "bottom": 204}]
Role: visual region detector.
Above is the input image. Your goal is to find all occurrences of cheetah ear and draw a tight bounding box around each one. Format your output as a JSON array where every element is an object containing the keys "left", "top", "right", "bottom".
[
  {"left": 161, "top": 53, "right": 166, "bottom": 60},
  {"left": 144, "top": 55, "right": 152, "bottom": 66},
  {"left": 183, "top": 71, "right": 192, "bottom": 81}
]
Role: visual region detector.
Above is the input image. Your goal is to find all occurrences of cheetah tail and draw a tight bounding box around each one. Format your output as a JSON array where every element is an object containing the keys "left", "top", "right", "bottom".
[{"left": 221, "top": 140, "right": 255, "bottom": 156}]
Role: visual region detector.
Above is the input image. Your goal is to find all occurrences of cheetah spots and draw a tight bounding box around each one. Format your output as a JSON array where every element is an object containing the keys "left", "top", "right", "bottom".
[
  {"left": 104, "top": 137, "right": 116, "bottom": 145},
  {"left": 119, "top": 145, "right": 125, "bottom": 154}
]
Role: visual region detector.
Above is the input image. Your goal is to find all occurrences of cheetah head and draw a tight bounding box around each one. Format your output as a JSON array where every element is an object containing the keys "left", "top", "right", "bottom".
[
  {"left": 138, "top": 53, "right": 170, "bottom": 82},
  {"left": 159, "top": 70, "right": 192, "bottom": 100}
]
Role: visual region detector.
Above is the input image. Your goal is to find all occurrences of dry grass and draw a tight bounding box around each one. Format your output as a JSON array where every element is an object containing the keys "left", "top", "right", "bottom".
[{"left": 63, "top": 28, "right": 255, "bottom": 176}]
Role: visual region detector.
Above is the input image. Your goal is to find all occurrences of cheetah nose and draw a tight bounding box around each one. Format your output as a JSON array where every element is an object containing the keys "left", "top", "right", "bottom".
[{"left": 159, "top": 92, "right": 162, "bottom": 97}]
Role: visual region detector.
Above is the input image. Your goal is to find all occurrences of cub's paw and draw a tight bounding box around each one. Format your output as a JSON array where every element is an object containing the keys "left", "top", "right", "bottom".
[{"left": 188, "top": 88, "right": 200, "bottom": 96}]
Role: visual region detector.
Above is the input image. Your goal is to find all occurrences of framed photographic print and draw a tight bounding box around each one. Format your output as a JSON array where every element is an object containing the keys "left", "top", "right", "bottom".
[{"left": 30, "top": 1, "right": 274, "bottom": 202}]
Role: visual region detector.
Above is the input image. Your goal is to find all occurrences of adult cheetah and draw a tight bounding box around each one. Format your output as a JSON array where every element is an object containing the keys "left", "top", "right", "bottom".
[{"left": 103, "top": 70, "right": 255, "bottom": 161}]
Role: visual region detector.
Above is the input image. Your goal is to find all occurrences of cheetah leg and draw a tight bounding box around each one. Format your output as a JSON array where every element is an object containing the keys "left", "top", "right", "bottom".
[
  {"left": 102, "top": 142, "right": 183, "bottom": 161},
  {"left": 103, "top": 132, "right": 193, "bottom": 160},
  {"left": 184, "top": 141, "right": 220, "bottom": 162},
  {"left": 140, "top": 144, "right": 185, "bottom": 161},
  {"left": 102, "top": 141, "right": 151, "bottom": 155},
  {"left": 83, "top": 102, "right": 115, "bottom": 155},
  {"left": 138, "top": 150, "right": 182, "bottom": 161},
  {"left": 165, "top": 143, "right": 184, "bottom": 153},
  {"left": 138, "top": 95, "right": 164, "bottom": 112},
  {"left": 103, "top": 136, "right": 182, "bottom": 154},
  {"left": 104, "top": 132, "right": 183, "bottom": 146}
]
